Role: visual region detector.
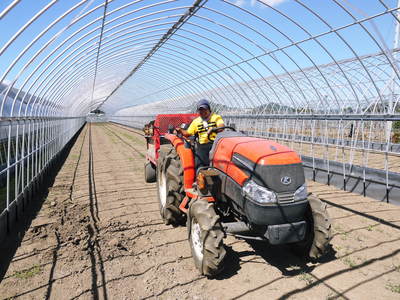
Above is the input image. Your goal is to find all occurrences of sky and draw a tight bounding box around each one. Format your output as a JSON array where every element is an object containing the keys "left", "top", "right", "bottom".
[{"left": 0, "top": 0, "right": 399, "bottom": 115}]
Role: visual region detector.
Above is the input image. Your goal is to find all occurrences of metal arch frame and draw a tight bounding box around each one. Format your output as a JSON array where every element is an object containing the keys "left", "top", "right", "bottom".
[
  {"left": 167, "top": 32, "right": 262, "bottom": 109},
  {"left": 38, "top": 42, "right": 156, "bottom": 114},
  {"left": 199, "top": 6, "right": 307, "bottom": 109},
  {"left": 176, "top": 24, "right": 283, "bottom": 109},
  {"left": 213, "top": 1, "right": 400, "bottom": 108},
  {"left": 0, "top": 0, "right": 21, "bottom": 20},
  {"left": 54, "top": 51, "right": 208, "bottom": 115},
  {"left": 27, "top": 13, "right": 192, "bottom": 116},
  {"left": 154, "top": 45, "right": 251, "bottom": 108},
  {"left": 40, "top": 37, "right": 173, "bottom": 115},
  {"left": 222, "top": 0, "right": 340, "bottom": 109},
  {"left": 101, "top": 36, "right": 253, "bottom": 110},
  {"left": 224, "top": 0, "right": 392, "bottom": 109},
  {"left": 255, "top": 0, "right": 367, "bottom": 108},
  {"left": 334, "top": 0, "right": 400, "bottom": 85},
  {"left": 21, "top": 16, "right": 191, "bottom": 117},
  {"left": 65, "top": 54, "right": 203, "bottom": 115},
  {"left": 27, "top": 30, "right": 169, "bottom": 116},
  {"left": 2, "top": 0, "right": 399, "bottom": 117},
  {"left": 100, "top": 14, "right": 304, "bottom": 110},
  {"left": 294, "top": 0, "right": 369, "bottom": 108},
  {"left": 89, "top": 0, "right": 109, "bottom": 108},
  {"left": 123, "top": 45, "right": 244, "bottom": 109},
  {"left": 189, "top": 14, "right": 311, "bottom": 110},
  {"left": 95, "top": 0, "right": 209, "bottom": 110},
  {"left": 94, "top": 50, "right": 236, "bottom": 113},
  {"left": 31, "top": 35, "right": 160, "bottom": 116},
  {"left": 107, "top": 34, "right": 261, "bottom": 108},
  {"left": 13, "top": 2, "right": 115, "bottom": 116},
  {"left": 86, "top": 30, "right": 258, "bottom": 111},
  {"left": 5, "top": 2, "right": 189, "bottom": 118},
  {"left": 1, "top": 0, "right": 92, "bottom": 115}
]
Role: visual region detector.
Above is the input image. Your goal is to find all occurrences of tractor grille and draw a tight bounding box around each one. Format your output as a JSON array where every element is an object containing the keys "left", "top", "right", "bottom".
[{"left": 277, "top": 191, "right": 295, "bottom": 204}]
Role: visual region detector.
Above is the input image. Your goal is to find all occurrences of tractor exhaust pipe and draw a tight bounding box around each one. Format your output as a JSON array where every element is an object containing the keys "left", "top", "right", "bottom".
[{"left": 222, "top": 221, "right": 251, "bottom": 234}]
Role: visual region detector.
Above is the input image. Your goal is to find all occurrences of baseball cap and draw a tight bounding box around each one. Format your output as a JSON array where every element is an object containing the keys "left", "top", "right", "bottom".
[{"left": 196, "top": 99, "right": 211, "bottom": 111}]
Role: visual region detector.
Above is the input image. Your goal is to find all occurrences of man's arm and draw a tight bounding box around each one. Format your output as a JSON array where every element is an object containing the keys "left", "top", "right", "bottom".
[
  {"left": 176, "top": 128, "right": 191, "bottom": 137},
  {"left": 176, "top": 119, "right": 197, "bottom": 137},
  {"left": 207, "top": 116, "right": 224, "bottom": 134}
]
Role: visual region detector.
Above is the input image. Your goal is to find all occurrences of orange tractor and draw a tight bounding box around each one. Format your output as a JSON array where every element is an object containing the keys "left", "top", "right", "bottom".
[{"left": 144, "top": 114, "right": 332, "bottom": 277}]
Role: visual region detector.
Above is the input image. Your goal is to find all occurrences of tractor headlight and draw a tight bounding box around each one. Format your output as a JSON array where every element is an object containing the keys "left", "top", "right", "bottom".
[
  {"left": 242, "top": 180, "right": 277, "bottom": 204},
  {"left": 294, "top": 184, "right": 308, "bottom": 201}
]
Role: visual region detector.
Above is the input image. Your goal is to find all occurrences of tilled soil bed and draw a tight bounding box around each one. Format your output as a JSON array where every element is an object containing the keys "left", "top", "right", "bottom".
[{"left": 0, "top": 123, "right": 399, "bottom": 300}]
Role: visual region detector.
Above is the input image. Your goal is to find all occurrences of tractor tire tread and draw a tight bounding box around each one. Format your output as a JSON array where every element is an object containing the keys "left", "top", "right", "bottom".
[
  {"left": 308, "top": 194, "right": 332, "bottom": 259},
  {"left": 189, "top": 199, "right": 226, "bottom": 277},
  {"left": 158, "top": 146, "right": 186, "bottom": 226}
]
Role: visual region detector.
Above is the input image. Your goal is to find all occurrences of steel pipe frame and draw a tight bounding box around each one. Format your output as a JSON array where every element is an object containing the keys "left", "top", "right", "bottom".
[
  {"left": 102, "top": 33, "right": 262, "bottom": 109},
  {"left": 95, "top": 0, "right": 209, "bottom": 110},
  {"left": 101, "top": 16, "right": 302, "bottom": 111},
  {"left": 124, "top": 45, "right": 400, "bottom": 116},
  {"left": 47, "top": 1, "right": 188, "bottom": 113},
  {"left": 101, "top": 34, "right": 253, "bottom": 106},
  {"left": 3, "top": 0, "right": 400, "bottom": 118},
  {"left": 89, "top": 0, "right": 110, "bottom": 109},
  {"left": 42, "top": 27, "right": 180, "bottom": 104},
  {"left": 100, "top": 49, "right": 248, "bottom": 112},
  {"left": 3, "top": 2, "right": 188, "bottom": 118},
  {"left": 43, "top": 37, "right": 169, "bottom": 115},
  {"left": 28, "top": 31, "right": 165, "bottom": 116},
  {"left": 0, "top": 2, "right": 92, "bottom": 224},
  {"left": 1, "top": 117, "right": 84, "bottom": 221},
  {"left": 1, "top": 0, "right": 92, "bottom": 115},
  {"left": 200, "top": 6, "right": 308, "bottom": 110},
  {"left": 111, "top": 0, "right": 398, "bottom": 113},
  {"left": 49, "top": 24, "right": 268, "bottom": 115},
  {"left": 190, "top": 13, "right": 317, "bottom": 110},
  {"left": 26, "top": 15, "right": 191, "bottom": 116},
  {"left": 93, "top": 53, "right": 234, "bottom": 113},
  {"left": 0, "top": 1, "right": 396, "bottom": 117},
  {"left": 226, "top": 0, "right": 400, "bottom": 108},
  {"left": 103, "top": 34, "right": 264, "bottom": 109},
  {"left": 22, "top": 27, "right": 188, "bottom": 118}
]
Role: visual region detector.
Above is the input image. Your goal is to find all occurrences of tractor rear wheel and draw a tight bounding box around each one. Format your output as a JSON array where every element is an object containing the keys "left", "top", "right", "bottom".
[
  {"left": 291, "top": 194, "right": 332, "bottom": 259},
  {"left": 188, "top": 198, "right": 226, "bottom": 277},
  {"left": 156, "top": 145, "right": 186, "bottom": 226}
]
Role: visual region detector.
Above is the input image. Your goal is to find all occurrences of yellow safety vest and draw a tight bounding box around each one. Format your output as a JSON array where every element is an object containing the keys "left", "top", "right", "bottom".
[{"left": 187, "top": 113, "right": 224, "bottom": 144}]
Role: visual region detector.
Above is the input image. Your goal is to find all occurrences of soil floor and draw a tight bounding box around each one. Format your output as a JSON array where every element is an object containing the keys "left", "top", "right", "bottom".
[{"left": 0, "top": 123, "right": 399, "bottom": 300}]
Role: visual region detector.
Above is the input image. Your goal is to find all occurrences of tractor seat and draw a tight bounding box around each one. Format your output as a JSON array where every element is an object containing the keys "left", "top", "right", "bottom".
[{"left": 209, "top": 130, "right": 245, "bottom": 161}]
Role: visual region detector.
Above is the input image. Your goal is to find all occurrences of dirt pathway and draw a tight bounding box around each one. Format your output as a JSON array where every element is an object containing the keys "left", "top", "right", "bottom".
[{"left": 0, "top": 123, "right": 399, "bottom": 300}]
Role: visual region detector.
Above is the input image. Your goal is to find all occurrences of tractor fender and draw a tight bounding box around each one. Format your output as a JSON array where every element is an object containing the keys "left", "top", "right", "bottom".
[{"left": 164, "top": 133, "right": 195, "bottom": 190}]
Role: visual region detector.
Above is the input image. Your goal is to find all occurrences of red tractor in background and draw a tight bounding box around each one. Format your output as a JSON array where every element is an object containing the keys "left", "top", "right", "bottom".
[{"left": 144, "top": 114, "right": 332, "bottom": 277}]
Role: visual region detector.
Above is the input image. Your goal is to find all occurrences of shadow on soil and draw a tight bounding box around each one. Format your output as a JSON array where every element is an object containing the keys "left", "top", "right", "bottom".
[
  {"left": 0, "top": 125, "right": 85, "bottom": 284},
  {"left": 216, "top": 239, "right": 337, "bottom": 281}
]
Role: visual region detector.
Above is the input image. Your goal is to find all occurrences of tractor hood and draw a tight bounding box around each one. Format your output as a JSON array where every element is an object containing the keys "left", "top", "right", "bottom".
[
  {"left": 211, "top": 133, "right": 305, "bottom": 192},
  {"left": 233, "top": 138, "right": 301, "bottom": 165}
]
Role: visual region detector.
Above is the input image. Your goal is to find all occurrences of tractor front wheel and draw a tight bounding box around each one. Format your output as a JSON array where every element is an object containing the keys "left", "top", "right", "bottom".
[
  {"left": 291, "top": 194, "right": 332, "bottom": 259},
  {"left": 188, "top": 198, "right": 226, "bottom": 277}
]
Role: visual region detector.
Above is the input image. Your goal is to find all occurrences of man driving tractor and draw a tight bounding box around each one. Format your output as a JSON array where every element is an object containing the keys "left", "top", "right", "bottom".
[{"left": 176, "top": 99, "right": 225, "bottom": 168}]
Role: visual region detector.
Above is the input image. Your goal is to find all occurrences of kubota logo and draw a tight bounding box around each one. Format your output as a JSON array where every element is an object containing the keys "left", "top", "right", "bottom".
[{"left": 281, "top": 176, "right": 292, "bottom": 185}]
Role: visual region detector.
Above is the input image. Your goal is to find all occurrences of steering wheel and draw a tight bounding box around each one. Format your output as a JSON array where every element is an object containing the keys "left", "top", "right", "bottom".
[{"left": 207, "top": 126, "right": 236, "bottom": 140}]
